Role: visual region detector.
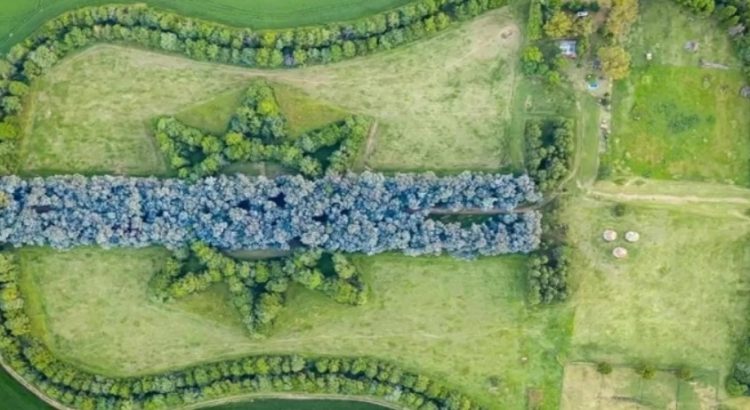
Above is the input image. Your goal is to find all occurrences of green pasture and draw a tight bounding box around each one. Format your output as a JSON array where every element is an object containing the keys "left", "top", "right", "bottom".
[
  {"left": 0, "top": 368, "right": 50, "bottom": 410},
  {"left": 17, "top": 248, "right": 572, "bottom": 410},
  {"left": 0, "top": 0, "right": 411, "bottom": 53},
  {"left": 605, "top": 0, "right": 750, "bottom": 185},
  {"left": 20, "top": 9, "right": 525, "bottom": 175},
  {"left": 564, "top": 196, "right": 750, "bottom": 373},
  {"left": 608, "top": 66, "right": 750, "bottom": 185},
  {"left": 561, "top": 362, "right": 720, "bottom": 410}
]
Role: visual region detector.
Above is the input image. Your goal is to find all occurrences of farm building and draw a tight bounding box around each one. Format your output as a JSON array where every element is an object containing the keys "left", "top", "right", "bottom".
[{"left": 559, "top": 40, "right": 577, "bottom": 58}]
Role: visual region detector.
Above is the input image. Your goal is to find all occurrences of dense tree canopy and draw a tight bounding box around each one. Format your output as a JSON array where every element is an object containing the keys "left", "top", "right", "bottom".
[{"left": 0, "top": 173, "right": 541, "bottom": 256}]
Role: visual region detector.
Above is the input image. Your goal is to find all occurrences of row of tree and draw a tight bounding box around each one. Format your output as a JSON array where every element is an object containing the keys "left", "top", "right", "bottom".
[
  {"left": 0, "top": 173, "right": 541, "bottom": 256},
  {"left": 155, "top": 80, "right": 371, "bottom": 179},
  {"left": 524, "top": 118, "right": 574, "bottom": 193},
  {"left": 714, "top": 0, "right": 750, "bottom": 81},
  {"left": 0, "top": 253, "right": 483, "bottom": 410},
  {"left": 149, "top": 242, "right": 367, "bottom": 333},
  {"left": 527, "top": 198, "right": 570, "bottom": 305}
]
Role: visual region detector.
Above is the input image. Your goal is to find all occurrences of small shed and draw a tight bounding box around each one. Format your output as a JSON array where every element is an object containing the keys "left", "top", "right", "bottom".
[
  {"left": 576, "top": 11, "right": 590, "bottom": 18},
  {"left": 613, "top": 247, "right": 628, "bottom": 259},
  {"left": 559, "top": 40, "right": 577, "bottom": 58}
]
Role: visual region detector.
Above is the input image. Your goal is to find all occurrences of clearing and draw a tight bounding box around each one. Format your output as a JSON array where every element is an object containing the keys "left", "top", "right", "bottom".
[
  {"left": 19, "top": 9, "right": 524, "bottom": 175},
  {"left": 18, "top": 248, "right": 572, "bottom": 410},
  {"left": 604, "top": 0, "right": 750, "bottom": 185}
]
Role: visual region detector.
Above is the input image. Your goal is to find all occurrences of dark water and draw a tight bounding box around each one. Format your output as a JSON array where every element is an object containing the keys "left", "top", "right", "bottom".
[{"left": 205, "top": 399, "right": 391, "bottom": 410}]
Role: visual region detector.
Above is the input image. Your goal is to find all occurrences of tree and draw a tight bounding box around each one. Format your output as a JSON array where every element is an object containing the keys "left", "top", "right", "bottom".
[
  {"left": 605, "top": 0, "right": 638, "bottom": 42},
  {"left": 675, "top": 0, "right": 715, "bottom": 14},
  {"left": 521, "top": 46, "right": 547, "bottom": 75},
  {"left": 544, "top": 11, "right": 574, "bottom": 39},
  {"left": 527, "top": 0, "right": 544, "bottom": 41},
  {"left": 598, "top": 46, "right": 631, "bottom": 80}
]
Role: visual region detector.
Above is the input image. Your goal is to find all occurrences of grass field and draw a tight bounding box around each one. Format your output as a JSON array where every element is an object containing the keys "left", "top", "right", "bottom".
[
  {"left": 605, "top": 0, "right": 750, "bottom": 185},
  {"left": 20, "top": 46, "right": 252, "bottom": 176},
  {"left": 561, "top": 363, "right": 720, "bottom": 409},
  {"left": 21, "top": 9, "right": 525, "bottom": 174},
  {"left": 0, "top": 0, "right": 411, "bottom": 53},
  {"left": 608, "top": 66, "right": 750, "bottom": 185},
  {"left": 0, "top": 368, "right": 50, "bottom": 410},
  {"left": 17, "top": 248, "right": 572, "bottom": 410},
  {"left": 564, "top": 196, "right": 750, "bottom": 374}
]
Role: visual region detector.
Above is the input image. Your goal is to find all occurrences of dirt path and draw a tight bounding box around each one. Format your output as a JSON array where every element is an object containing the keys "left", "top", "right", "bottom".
[
  {"left": 586, "top": 188, "right": 750, "bottom": 206},
  {"left": 180, "top": 393, "right": 406, "bottom": 410}
]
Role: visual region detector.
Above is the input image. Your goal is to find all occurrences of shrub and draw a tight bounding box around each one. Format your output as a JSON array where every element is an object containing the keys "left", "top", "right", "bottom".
[
  {"left": 597, "top": 362, "right": 613, "bottom": 375},
  {"left": 612, "top": 203, "right": 628, "bottom": 217},
  {"left": 675, "top": 366, "right": 693, "bottom": 380},
  {"left": 635, "top": 363, "right": 656, "bottom": 379}
]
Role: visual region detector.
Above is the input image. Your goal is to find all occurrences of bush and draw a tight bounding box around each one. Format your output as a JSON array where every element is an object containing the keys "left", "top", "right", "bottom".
[
  {"left": 675, "top": 366, "right": 693, "bottom": 380},
  {"left": 597, "top": 362, "right": 613, "bottom": 375},
  {"left": 524, "top": 118, "right": 575, "bottom": 193},
  {"left": 612, "top": 203, "right": 628, "bottom": 217},
  {"left": 635, "top": 363, "right": 656, "bottom": 379}
]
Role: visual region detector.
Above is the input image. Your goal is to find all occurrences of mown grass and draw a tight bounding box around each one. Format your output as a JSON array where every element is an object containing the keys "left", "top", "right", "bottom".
[
  {"left": 605, "top": 0, "right": 750, "bottom": 185},
  {"left": 272, "top": 83, "right": 349, "bottom": 138},
  {"left": 17, "top": 248, "right": 572, "bottom": 410},
  {"left": 20, "top": 10, "right": 525, "bottom": 174},
  {"left": 175, "top": 88, "right": 246, "bottom": 135},
  {"left": 0, "top": 0, "right": 411, "bottom": 53},
  {"left": 564, "top": 196, "right": 750, "bottom": 373}
]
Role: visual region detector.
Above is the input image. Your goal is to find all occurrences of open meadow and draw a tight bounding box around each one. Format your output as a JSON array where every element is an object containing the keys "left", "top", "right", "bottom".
[
  {"left": 564, "top": 195, "right": 750, "bottom": 373},
  {"left": 18, "top": 248, "right": 571, "bottom": 410},
  {"left": 605, "top": 0, "right": 750, "bottom": 185},
  {"left": 19, "top": 8, "right": 524, "bottom": 175}
]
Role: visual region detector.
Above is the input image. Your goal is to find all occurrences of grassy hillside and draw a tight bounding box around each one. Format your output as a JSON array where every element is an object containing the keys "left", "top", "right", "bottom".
[
  {"left": 20, "top": 9, "right": 525, "bottom": 175},
  {"left": 18, "top": 248, "right": 572, "bottom": 410},
  {"left": 0, "top": 0, "right": 412, "bottom": 53}
]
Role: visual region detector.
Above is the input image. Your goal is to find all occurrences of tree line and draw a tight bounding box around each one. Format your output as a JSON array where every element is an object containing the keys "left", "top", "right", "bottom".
[
  {"left": 0, "top": 253, "right": 484, "bottom": 410},
  {"left": 524, "top": 118, "right": 574, "bottom": 193},
  {"left": 0, "top": 173, "right": 541, "bottom": 256},
  {"left": 155, "top": 80, "right": 371, "bottom": 180},
  {"left": 149, "top": 242, "right": 368, "bottom": 334},
  {"left": 0, "top": 0, "right": 507, "bottom": 174}
]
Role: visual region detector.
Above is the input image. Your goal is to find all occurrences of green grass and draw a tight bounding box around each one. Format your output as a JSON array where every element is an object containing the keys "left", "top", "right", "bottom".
[
  {"left": 0, "top": 0, "right": 412, "bottom": 54},
  {"left": 561, "top": 363, "right": 719, "bottom": 410},
  {"left": 20, "top": 45, "right": 252, "bottom": 176},
  {"left": 0, "top": 368, "right": 50, "bottom": 410},
  {"left": 204, "top": 399, "right": 390, "bottom": 410},
  {"left": 272, "top": 83, "right": 349, "bottom": 138},
  {"left": 604, "top": 0, "right": 750, "bottom": 185},
  {"left": 17, "top": 248, "right": 572, "bottom": 410},
  {"left": 607, "top": 66, "right": 750, "bottom": 185},
  {"left": 20, "top": 9, "right": 526, "bottom": 174},
  {"left": 175, "top": 88, "right": 246, "bottom": 135},
  {"left": 564, "top": 196, "right": 750, "bottom": 373}
]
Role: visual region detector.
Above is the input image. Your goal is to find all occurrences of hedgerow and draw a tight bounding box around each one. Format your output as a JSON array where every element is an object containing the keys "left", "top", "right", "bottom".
[
  {"left": 155, "top": 80, "right": 371, "bottom": 179},
  {"left": 0, "top": 173, "right": 541, "bottom": 256},
  {"left": 524, "top": 118, "right": 575, "bottom": 193},
  {"left": 149, "top": 243, "right": 368, "bottom": 334},
  {"left": 0, "top": 253, "right": 483, "bottom": 410}
]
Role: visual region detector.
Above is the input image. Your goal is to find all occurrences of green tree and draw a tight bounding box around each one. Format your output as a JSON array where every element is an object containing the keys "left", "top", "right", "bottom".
[
  {"left": 527, "top": 0, "right": 544, "bottom": 41},
  {"left": 544, "top": 11, "right": 574, "bottom": 39},
  {"left": 605, "top": 0, "right": 638, "bottom": 42},
  {"left": 598, "top": 46, "right": 631, "bottom": 80}
]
